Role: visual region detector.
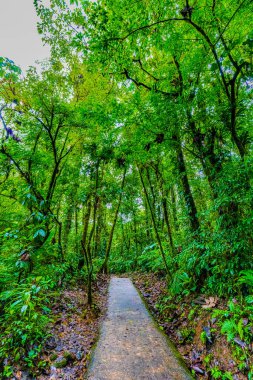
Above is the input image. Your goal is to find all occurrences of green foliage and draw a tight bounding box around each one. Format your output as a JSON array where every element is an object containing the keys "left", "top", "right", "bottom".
[
  {"left": 211, "top": 298, "right": 253, "bottom": 373},
  {"left": 1, "top": 0, "right": 253, "bottom": 373},
  {"left": 0, "top": 57, "right": 21, "bottom": 79},
  {"left": 0, "top": 278, "right": 53, "bottom": 372},
  {"left": 213, "top": 299, "right": 253, "bottom": 344},
  {"left": 178, "top": 328, "right": 195, "bottom": 344},
  {"left": 238, "top": 270, "right": 253, "bottom": 288},
  {"left": 220, "top": 320, "right": 238, "bottom": 342},
  {"left": 169, "top": 271, "right": 192, "bottom": 296},
  {"left": 200, "top": 330, "right": 207, "bottom": 345},
  {"left": 109, "top": 243, "right": 168, "bottom": 274},
  {"left": 209, "top": 367, "right": 233, "bottom": 380},
  {"left": 154, "top": 295, "right": 174, "bottom": 316},
  {"left": 109, "top": 255, "right": 134, "bottom": 274},
  {"left": 136, "top": 246, "right": 166, "bottom": 273}
]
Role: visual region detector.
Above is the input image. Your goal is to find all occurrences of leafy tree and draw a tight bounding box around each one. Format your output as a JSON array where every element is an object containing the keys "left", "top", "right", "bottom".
[{"left": 1, "top": 1, "right": 253, "bottom": 374}]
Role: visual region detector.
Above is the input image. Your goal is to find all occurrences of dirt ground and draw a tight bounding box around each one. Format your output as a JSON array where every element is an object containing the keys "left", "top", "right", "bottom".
[{"left": 13, "top": 275, "right": 110, "bottom": 380}]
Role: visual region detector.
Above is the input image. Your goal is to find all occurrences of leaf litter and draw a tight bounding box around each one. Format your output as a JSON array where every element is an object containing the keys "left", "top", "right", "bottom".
[
  {"left": 132, "top": 272, "right": 252, "bottom": 379},
  {"left": 24, "top": 275, "right": 110, "bottom": 380}
]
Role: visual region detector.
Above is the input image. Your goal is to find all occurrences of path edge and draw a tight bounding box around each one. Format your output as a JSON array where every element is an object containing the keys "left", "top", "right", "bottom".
[
  {"left": 131, "top": 276, "right": 194, "bottom": 379},
  {"left": 84, "top": 276, "right": 111, "bottom": 380}
]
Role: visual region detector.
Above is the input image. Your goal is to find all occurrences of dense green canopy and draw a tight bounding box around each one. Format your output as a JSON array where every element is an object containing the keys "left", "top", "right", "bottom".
[{"left": 0, "top": 0, "right": 253, "bottom": 376}]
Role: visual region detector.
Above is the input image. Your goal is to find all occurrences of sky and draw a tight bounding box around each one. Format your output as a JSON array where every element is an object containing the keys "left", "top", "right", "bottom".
[{"left": 0, "top": 0, "right": 50, "bottom": 72}]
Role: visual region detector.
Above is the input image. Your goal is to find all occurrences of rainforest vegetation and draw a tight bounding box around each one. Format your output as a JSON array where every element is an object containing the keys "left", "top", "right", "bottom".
[{"left": 0, "top": 0, "right": 253, "bottom": 378}]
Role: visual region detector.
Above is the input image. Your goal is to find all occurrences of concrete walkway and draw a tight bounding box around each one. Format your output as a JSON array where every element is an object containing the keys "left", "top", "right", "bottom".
[{"left": 87, "top": 277, "right": 193, "bottom": 380}]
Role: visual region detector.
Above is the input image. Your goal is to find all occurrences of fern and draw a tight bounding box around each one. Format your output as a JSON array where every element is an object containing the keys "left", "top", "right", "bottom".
[
  {"left": 170, "top": 271, "right": 191, "bottom": 295},
  {"left": 221, "top": 320, "right": 237, "bottom": 341},
  {"left": 237, "top": 319, "right": 244, "bottom": 340},
  {"left": 246, "top": 295, "right": 253, "bottom": 304},
  {"left": 238, "top": 270, "right": 253, "bottom": 287}
]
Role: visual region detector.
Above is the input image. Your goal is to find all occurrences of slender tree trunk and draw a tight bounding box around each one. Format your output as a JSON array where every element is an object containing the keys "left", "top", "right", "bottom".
[
  {"left": 74, "top": 203, "right": 79, "bottom": 254},
  {"left": 94, "top": 199, "right": 103, "bottom": 257},
  {"left": 138, "top": 166, "right": 172, "bottom": 280},
  {"left": 82, "top": 197, "right": 92, "bottom": 247},
  {"left": 62, "top": 199, "right": 74, "bottom": 256},
  {"left": 173, "top": 134, "right": 200, "bottom": 232},
  {"left": 154, "top": 163, "right": 175, "bottom": 255},
  {"left": 100, "top": 167, "right": 127, "bottom": 274},
  {"left": 170, "top": 186, "right": 179, "bottom": 231},
  {"left": 143, "top": 197, "right": 151, "bottom": 242},
  {"left": 81, "top": 162, "right": 100, "bottom": 305},
  {"left": 162, "top": 197, "right": 175, "bottom": 255},
  {"left": 132, "top": 208, "right": 139, "bottom": 268},
  {"left": 146, "top": 167, "right": 157, "bottom": 216}
]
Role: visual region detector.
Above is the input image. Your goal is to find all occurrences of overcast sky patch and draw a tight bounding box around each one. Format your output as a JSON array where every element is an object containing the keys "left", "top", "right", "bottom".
[{"left": 0, "top": 0, "right": 50, "bottom": 72}]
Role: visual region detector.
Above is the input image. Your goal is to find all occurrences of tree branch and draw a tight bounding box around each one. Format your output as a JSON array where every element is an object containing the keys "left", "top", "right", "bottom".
[{"left": 112, "top": 18, "right": 185, "bottom": 41}]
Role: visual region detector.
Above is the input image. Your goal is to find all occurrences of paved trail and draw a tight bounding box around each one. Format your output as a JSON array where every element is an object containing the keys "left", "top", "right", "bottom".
[{"left": 87, "top": 277, "right": 193, "bottom": 380}]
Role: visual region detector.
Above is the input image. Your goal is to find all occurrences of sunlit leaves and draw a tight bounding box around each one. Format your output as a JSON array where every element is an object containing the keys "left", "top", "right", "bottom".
[{"left": 0, "top": 57, "right": 21, "bottom": 79}]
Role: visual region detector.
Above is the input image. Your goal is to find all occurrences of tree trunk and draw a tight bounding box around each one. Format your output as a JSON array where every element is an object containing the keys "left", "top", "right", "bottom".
[
  {"left": 138, "top": 166, "right": 172, "bottom": 280},
  {"left": 153, "top": 163, "right": 175, "bottom": 255},
  {"left": 173, "top": 134, "right": 200, "bottom": 233},
  {"left": 170, "top": 186, "right": 179, "bottom": 231},
  {"left": 100, "top": 167, "right": 127, "bottom": 274}
]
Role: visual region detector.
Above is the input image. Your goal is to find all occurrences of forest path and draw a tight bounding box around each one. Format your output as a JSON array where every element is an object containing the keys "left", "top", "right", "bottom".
[{"left": 87, "top": 277, "right": 193, "bottom": 380}]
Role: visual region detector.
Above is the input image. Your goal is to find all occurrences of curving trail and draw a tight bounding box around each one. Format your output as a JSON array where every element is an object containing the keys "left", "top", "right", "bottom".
[{"left": 87, "top": 277, "right": 193, "bottom": 380}]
